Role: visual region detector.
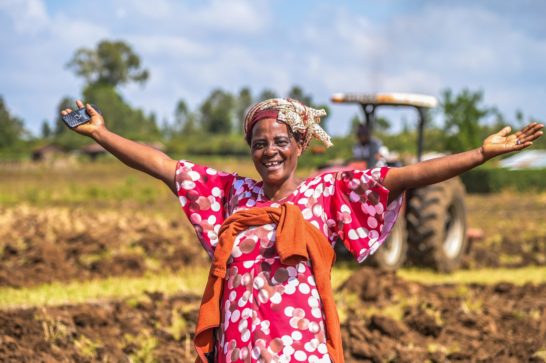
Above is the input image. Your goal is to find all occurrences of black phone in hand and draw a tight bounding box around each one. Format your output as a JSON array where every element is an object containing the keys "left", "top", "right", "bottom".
[{"left": 62, "top": 104, "right": 102, "bottom": 128}]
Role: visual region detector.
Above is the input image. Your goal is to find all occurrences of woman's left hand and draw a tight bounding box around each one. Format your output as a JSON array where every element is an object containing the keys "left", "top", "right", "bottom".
[{"left": 482, "top": 122, "right": 544, "bottom": 161}]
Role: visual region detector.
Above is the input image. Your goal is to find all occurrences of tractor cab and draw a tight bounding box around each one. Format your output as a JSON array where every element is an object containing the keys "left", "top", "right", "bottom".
[{"left": 332, "top": 92, "right": 438, "bottom": 163}]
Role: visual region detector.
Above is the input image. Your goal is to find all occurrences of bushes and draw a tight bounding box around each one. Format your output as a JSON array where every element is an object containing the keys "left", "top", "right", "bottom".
[{"left": 461, "top": 167, "right": 546, "bottom": 193}]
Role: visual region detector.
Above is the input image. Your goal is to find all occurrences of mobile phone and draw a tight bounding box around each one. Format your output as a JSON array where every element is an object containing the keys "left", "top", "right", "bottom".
[{"left": 62, "top": 104, "right": 102, "bottom": 128}]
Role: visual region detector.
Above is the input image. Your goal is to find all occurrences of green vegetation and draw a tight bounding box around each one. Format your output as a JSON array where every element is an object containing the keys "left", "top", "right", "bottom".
[
  {"left": 0, "top": 268, "right": 209, "bottom": 310},
  {"left": 397, "top": 266, "right": 546, "bottom": 285},
  {"left": 165, "top": 308, "right": 188, "bottom": 341},
  {"left": 0, "top": 158, "right": 324, "bottom": 211},
  {"left": 461, "top": 167, "right": 546, "bottom": 193},
  {"left": 126, "top": 332, "right": 158, "bottom": 363},
  {"left": 0, "top": 96, "right": 27, "bottom": 154},
  {"left": 74, "top": 335, "right": 101, "bottom": 359},
  {"left": 1, "top": 37, "right": 544, "bottom": 168}
]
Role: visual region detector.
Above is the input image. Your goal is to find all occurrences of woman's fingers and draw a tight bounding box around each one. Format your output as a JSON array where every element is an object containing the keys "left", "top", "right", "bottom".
[
  {"left": 497, "top": 126, "right": 512, "bottom": 137},
  {"left": 520, "top": 123, "right": 543, "bottom": 142},
  {"left": 76, "top": 100, "right": 84, "bottom": 109},
  {"left": 61, "top": 108, "right": 73, "bottom": 116},
  {"left": 85, "top": 103, "right": 99, "bottom": 116},
  {"left": 514, "top": 123, "right": 543, "bottom": 144}
]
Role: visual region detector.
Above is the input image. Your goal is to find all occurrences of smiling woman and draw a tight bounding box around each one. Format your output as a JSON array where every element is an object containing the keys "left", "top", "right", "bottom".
[{"left": 60, "top": 97, "right": 543, "bottom": 363}]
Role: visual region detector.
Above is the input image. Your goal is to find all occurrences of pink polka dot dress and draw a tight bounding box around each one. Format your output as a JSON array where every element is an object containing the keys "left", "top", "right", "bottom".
[{"left": 175, "top": 161, "right": 402, "bottom": 363}]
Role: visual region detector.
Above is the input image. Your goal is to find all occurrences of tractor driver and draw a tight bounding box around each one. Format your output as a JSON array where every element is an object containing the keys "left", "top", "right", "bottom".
[{"left": 352, "top": 123, "right": 388, "bottom": 168}]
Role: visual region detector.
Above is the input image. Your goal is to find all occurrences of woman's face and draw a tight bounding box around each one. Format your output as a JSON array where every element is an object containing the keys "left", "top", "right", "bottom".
[{"left": 250, "top": 118, "right": 302, "bottom": 191}]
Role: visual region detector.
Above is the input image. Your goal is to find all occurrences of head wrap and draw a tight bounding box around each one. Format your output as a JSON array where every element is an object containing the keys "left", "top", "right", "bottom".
[{"left": 244, "top": 98, "right": 333, "bottom": 150}]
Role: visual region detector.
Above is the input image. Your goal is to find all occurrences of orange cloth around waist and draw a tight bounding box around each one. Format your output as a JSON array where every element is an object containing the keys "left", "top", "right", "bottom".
[{"left": 194, "top": 203, "right": 344, "bottom": 363}]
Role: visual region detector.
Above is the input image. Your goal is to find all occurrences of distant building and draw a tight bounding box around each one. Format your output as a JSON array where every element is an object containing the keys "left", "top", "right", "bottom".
[
  {"left": 31, "top": 144, "right": 65, "bottom": 162},
  {"left": 80, "top": 143, "right": 107, "bottom": 161}
]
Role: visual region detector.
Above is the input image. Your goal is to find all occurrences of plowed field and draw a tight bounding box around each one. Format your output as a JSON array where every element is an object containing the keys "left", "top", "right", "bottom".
[{"left": 1, "top": 162, "right": 545, "bottom": 362}]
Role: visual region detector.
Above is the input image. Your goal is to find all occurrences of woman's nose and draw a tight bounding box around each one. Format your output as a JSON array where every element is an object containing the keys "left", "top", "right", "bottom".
[{"left": 264, "top": 143, "right": 278, "bottom": 156}]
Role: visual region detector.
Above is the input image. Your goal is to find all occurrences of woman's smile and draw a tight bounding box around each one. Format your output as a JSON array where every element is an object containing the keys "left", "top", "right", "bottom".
[{"left": 262, "top": 159, "right": 283, "bottom": 170}]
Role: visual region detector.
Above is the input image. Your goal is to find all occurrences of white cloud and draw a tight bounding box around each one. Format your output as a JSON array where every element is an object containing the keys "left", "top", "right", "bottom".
[
  {"left": 114, "top": 0, "right": 268, "bottom": 35},
  {"left": 193, "top": 0, "right": 268, "bottom": 34},
  {"left": 127, "top": 34, "right": 212, "bottom": 63},
  {"left": 0, "top": 0, "right": 49, "bottom": 34},
  {"left": 287, "top": 2, "right": 546, "bottom": 132}
]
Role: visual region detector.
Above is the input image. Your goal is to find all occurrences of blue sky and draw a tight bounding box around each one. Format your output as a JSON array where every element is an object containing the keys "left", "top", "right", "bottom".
[{"left": 1, "top": 0, "right": 545, "bottom": 136}]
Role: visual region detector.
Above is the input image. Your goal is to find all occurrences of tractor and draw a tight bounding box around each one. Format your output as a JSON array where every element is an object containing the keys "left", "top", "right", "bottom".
[{"left": 325, "top": 92, "right": 470, "bottom": 272}]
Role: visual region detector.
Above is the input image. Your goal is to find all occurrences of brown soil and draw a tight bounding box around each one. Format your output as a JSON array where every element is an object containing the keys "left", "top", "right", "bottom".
[
  {"left": 339, "top": 268, "right": 546, "bottom": 362},
  {"left": 1, "top": 268, "right": 544, "bottom": 362},
  {"left": 0, "top": 291, "right": 201, "bottom": 363},
  {"left": 0, "top": 206, "right": 208, "bottom": 288},
  {"left": 463, "top": 193, "right": 546, "bottom": 269}
]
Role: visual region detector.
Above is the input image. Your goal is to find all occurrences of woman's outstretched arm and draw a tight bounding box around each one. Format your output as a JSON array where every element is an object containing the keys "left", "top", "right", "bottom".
[
  {"left": 61, "top": 100, "right": 178, "bottom": 194},
  {"left": 383, "top": 122, "right": 544, "bottom": 203}
]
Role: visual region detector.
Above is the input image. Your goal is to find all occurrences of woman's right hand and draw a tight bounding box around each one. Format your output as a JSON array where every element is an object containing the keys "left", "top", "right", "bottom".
[{"left": 60, "top": 100, "right": 105, "bottom": 138}]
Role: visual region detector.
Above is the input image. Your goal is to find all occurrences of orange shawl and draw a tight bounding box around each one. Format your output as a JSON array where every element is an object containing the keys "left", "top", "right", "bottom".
[{"left": 194, "top": 203, "right": 344, "bottom": 363}]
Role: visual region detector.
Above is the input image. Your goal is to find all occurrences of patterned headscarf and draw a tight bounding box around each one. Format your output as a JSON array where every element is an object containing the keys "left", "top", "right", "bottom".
[{"left": 244, "top": 98, "right": 333, "bottom": 150}]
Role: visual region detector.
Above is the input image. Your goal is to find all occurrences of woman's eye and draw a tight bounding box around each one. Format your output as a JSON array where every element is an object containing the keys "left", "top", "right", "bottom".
[
  {"left": 252, "top": 143, "right": 265, "bottom": 149},
  {"left": 277, "top": 140, "right": 289, "bottom": 147}
]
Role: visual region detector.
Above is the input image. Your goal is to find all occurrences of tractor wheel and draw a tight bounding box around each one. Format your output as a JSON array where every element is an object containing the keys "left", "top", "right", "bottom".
[
  {"left": 406, "top": 177, "right": 468, "bottom": 272},
  {"left": 368, "top": 217, "right": 408, "bottom": 271}
]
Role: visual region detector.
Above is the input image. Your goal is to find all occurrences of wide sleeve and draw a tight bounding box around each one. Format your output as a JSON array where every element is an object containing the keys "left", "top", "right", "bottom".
[
  {"left": 175, "top": 160, "right": 237, "bottom": 258},
  {"left": 326, "top": 167, "right": 403, "bottom": 263}
]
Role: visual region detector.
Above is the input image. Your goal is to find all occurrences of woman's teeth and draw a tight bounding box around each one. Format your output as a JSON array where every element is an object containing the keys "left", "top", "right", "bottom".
[{"left": 264, "top": 161, "right": 282, "bottom": 168}]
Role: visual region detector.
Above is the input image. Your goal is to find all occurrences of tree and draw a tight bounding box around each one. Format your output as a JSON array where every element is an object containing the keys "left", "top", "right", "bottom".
[
  {"left": 258, "top": 89, "right": 278, "bottom": 102},
  {"left": 441, "top": 88, "right": 490, "bottom": 153},
  {"left": 236, "top": 87, "right": 253, "bottom": 132},
  {"left": 54, "top": 97, "right": 74, "bottom": 136},
  {"left": 200, "top": 89, "right": 235, "bottom": 134},
  {"left": 41, "top": 120, "right": 52, "bottom": 138},
  {"left": 67, "top": 40, "right": 149, "bottom": 87},
  {"left": 0, "top": 96, "right": 25, "bottom": 148},
  {"left": 61, "top": 40, "right": 158, "bottom": 145},
  {"left": 171, "top": 99, "right": 190, "bottom": 134},
  {"left": 287, "top": 85, "right": 312, "bottom": 105},
  {"left": 349, "top": 113, "right": 362, "bottom": 135},
  {"left": 81, "top": 84, "right": 160, "bottom": 140}
]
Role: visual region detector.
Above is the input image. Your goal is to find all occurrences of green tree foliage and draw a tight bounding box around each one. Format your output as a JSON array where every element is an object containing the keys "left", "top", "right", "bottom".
[
  {"left": 200, "top": 89, "right": 235, "bottom": 134},
  {"left": 236, "top": 87, "right": 253, "bottom": 132},
  {"left": 82, "top": 84, "right": 160, "bottom": 141},
  {"left": 54, "top": 97, "right": 74, "bottom": 135},
  {"left": 41, "top": 121, "right": 52, "bottom": 138},
  {"left": 258, "top": 89, "right": 278, "bottom": 101},
  {"left": 67, "top": 40, "right": 149, "bottom": 87},
  {"left": 164, "top": 99, "right": 200, "bottom": 140},
  {"left": 163, "top": 99, "right": 190, "bottom": 138},
  {"left": 349, "top": 113, "right": 362, "bottom": 135},
  {"left": 0, "top": 96, "right": 26, "bottom": 148},
  {"left": 59, "top": 40, "right": 157, "bottom": 147},
  {"left": 287, "top": 86, "right": 313, "bottom": 105},
  {"left": 174, "top": 99, "right": 189, "bottom": 129},
  {"left": 441, "top": 88, "right": 490, "bottom": 152}
]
